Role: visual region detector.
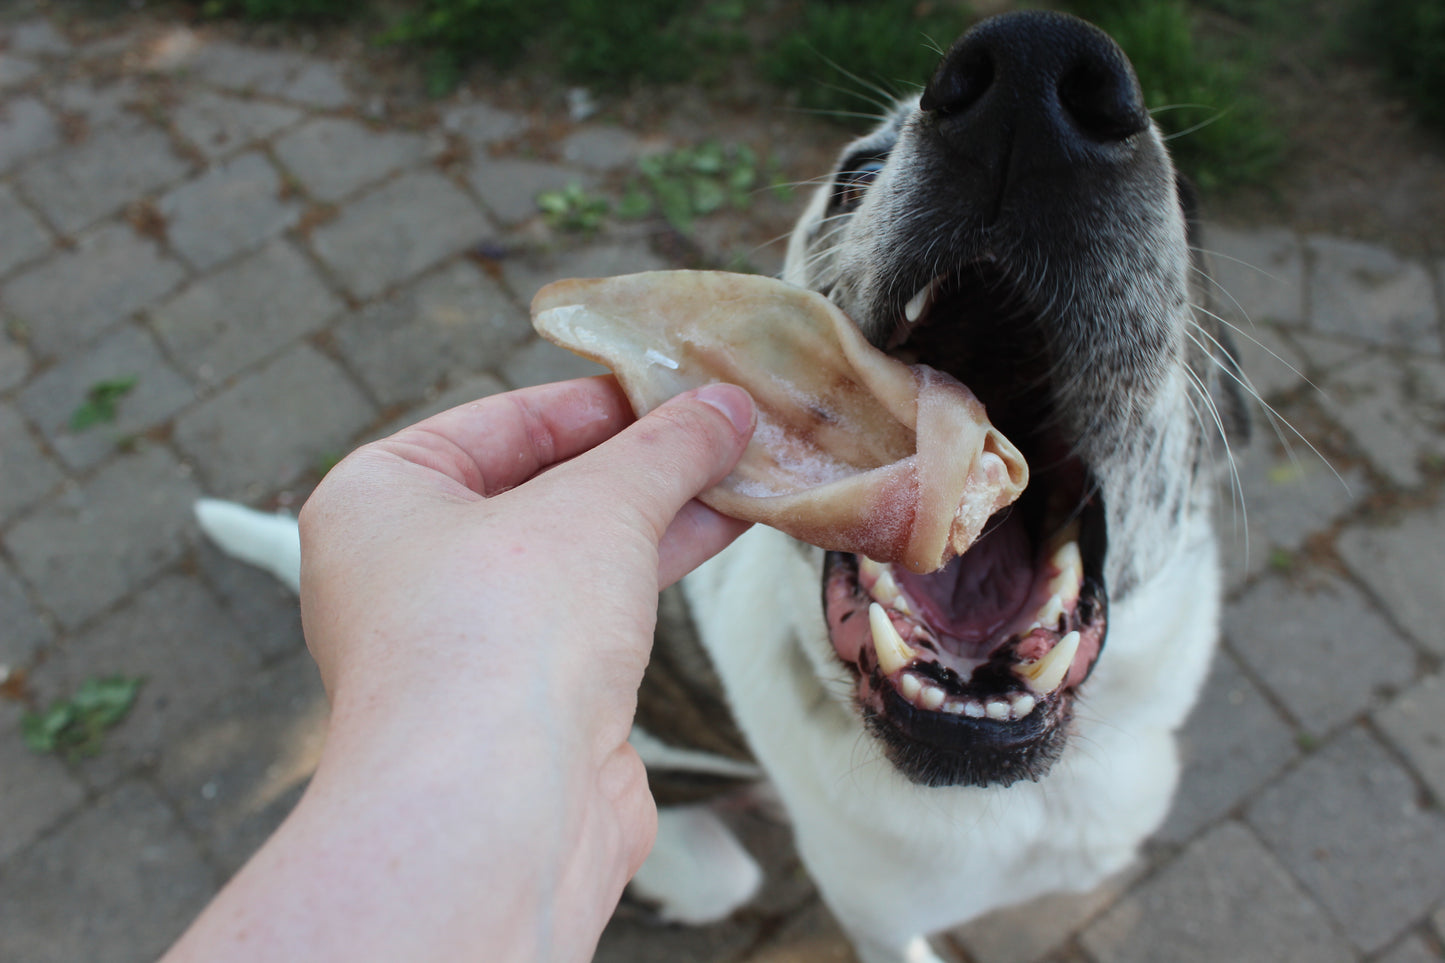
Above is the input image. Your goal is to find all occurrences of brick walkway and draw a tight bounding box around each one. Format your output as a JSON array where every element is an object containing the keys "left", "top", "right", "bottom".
[{"left": 2, "top": 10, "right": 1444, "bottom": 963}]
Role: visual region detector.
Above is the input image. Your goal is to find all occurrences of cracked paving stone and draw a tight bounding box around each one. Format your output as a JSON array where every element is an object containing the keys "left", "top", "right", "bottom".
[
  {"left": 1081, "top": 821, "right": 1352, "bottom": 963},
  {"left": 467, "top": 156, "right": 593, "bottom": 225},
  {"left": 1324, "top": 354, "right": 1445, "bottom": 488},
  {"left": 1203, "top": 224, "right": 1305, "bottom": 326},
  {"left": 171, "top": 89, "right": 302, "bottom": 160},
  {"left": 0, "top": 557, "right": 52, "bottom": 669},
  {"left": 172, "top": 40, "right": 351, "bottom": 108},
  {"left": 442, "top": 101, "right": 527, "bottom": 145},
  {"left": 952, "top": 866, "right": 1140, "bottom": 963},
  {"left": 0, "top": 95, "right": 60, "bottom": 176},
  {"left": 1247, "top": 726, "right": 1445, "bottom": 953},
  {"left": 0, "top": 182, "right": 52, "bottom": 276},
  {"left": 1308, "top": 236, "right": 1441, "bottom": 351},
  {"left": 0, "top": 704, "right": 86, "bottom": 864},
  {"left": 0, "top": 780, "right": 216, "bottom": 963}
]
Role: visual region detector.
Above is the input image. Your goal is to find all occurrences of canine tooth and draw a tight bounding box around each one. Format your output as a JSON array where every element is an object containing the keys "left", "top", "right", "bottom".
[
  {"left": 869, "top": 602, "right": 917, "bottom": 674},
  {"left": 899, "top": 673, "right": 923, "bottom": 701},
  {"left": 963, "top": 701, "right": 986, "bottom": 719},
  {"left": 904, "top": 277, "right": 941, "bottom": 323},
  {"left": 920, "top": 685, "right": 946, "bottom": 710},
  {"left": 985, "top": 700, "right": 1011, "bottom": 721},
  {"left": 1045, "top": 540, "right": 1084, "bottom": 604},
  {"left": 1011, "top": 693, "right": 1037, "bottom": 719},
  {"left": 1016, "top": 630, "right": 1081, "bottom": 694}
]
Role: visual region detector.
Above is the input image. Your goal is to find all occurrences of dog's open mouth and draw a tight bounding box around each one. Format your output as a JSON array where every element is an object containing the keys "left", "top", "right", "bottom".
[{"left": 821, "top": 262, "right": 1110, "bottom": 787}]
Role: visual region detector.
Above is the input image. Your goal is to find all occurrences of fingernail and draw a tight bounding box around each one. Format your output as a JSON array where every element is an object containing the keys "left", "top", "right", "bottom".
[{"left": 694, "top": 383, "right": 755, "bottom": 436}]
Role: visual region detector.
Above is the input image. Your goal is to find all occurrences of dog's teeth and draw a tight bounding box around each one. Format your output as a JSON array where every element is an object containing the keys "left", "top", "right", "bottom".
[
  {"left": 985, "top": 700, "right": 1011, "bottom": 721},
  {"left": 1032, "top": 593, "right": 1065, "bottom": 631},
  {"left": 942, "top": 699, "right": 967, "bottom": 715},
  {"left": 903, "top": 277, "right": 942, "bottom": 324},
  {"left": 920, "top": 684, "right": 946, "bottom": 710},
  {"left": 963, "top": 700, "right": 987, "bottom": 719},
  {"left": 899, "top": 672, "right": 923, "bottom": 701},
  {"left": 1015, "top": 630, "right": 1081, "bottom": 694},
  {"left": 861, "top": 558, "right": 910, "bottom": 614},
  {"left": 870, "top": 603, "right": 917, "bottom": 675},
  {"left": 1010, "top": 692, "right": 1037, "bottom": 719},
  {"left": 1045, "top": 540, "right": 1084, "bottom": 605}
]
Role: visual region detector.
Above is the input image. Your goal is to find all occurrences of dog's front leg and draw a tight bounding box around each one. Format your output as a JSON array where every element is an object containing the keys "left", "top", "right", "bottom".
[{"left": 847, "top": 933, "right": 953, "bottom": 963}]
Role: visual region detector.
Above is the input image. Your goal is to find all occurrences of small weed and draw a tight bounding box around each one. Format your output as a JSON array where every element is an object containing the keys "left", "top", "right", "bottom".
[
  {"left": 1296, "top": 731, "right": 1318, "bottom": 752},
  {"left": 1353, "top": 0, "right": 1445, "bottom": 132},
  {"left": 314, "top": 450, "right": 345, "bottom": 477},
  {"left": 70, "top": 376, "right": 138, "bottom": 432},
  {"left": 537, "top": 182, "right": 611, "bottom": 233},
  {"left": 1268, "top": 546, "right": 1295, "bottom": 572},
  {"left": 627, "top": 141, "right": 759, "bottom": 233},
  {"left": 22, "top": 675, "right": 143, "bottom": 760}
]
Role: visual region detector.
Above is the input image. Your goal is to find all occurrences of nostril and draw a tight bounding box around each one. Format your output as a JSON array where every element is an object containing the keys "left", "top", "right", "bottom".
[
  {"left": 921, "top": 47, "right": 994, "bottom": 117},
  {"left": 1059, "top": 59, "right": 1149, "bottom": 142}
]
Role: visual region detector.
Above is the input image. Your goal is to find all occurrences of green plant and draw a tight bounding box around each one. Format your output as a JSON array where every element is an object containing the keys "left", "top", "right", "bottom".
[
  {"left": 1354, "top": 0, "right": 1445, "bottom": 131},
  {"left": 537, "top": 181, "right": 612, "bottom": 232},
  {"left": 201, "top": 0, "right": 358, "bottom": 21},
  {"left": 22, "top": 675, "right": 143, "bottom": 760},
  {"left": 1063, "top": 0, "right": 1284, "bottom": 190},
  {"left": 763, "top": 0, "right": 972, "bottom": 119},
  {"left": 70, "top": 376, "right": 137, "bottom": 432},
  {"left": 624, "top": 141, "right": 759, "bottom": 232}
]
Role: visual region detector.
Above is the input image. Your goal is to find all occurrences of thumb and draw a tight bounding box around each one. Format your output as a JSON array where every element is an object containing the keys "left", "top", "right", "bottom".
[{"left": 548, "top": 383, "right": 755, "bottom": 542}]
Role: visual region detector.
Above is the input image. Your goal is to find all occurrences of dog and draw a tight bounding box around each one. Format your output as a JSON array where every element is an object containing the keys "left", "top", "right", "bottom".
[{"left": 198, "top": 11, "right": 1249, "bottom": 962}]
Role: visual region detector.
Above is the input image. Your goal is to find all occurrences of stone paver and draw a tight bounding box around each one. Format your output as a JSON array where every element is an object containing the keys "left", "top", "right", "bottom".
[
  {"left": 0, "top": 705, "right": 85, "bottom": 864},
  {"left": 273, "top": 116, "right": 433, "bottom": 202},
  {"left": 159, "top": 150, "right": 301, "bottom": 270},
  {"left": 0, "top": 400, "right": 63, "bottom": 522},
  {"left": 1308, "top": 236, "right": 1441, "bottom": 351},
  {"left": 155, "top": 650, "right": 327, "bottom": 876},
  {"left": 0, "top": 182, "right": 52, "bottom": 276},
  {"left": 172, "top": 343, "right": 377, "bottom": 498},
  {"left": 1375, "top": 673, "right": 1445, "bottom": 805},
  {"left": 0, "top": 559, "right": 51, "bottom": 669},
  {"left": 171, "top": 89, "right": 303, "bottom": 160},
  {"left": 1224, "top": 571, "right": 1415, "bottom": 736},
  {"left": 333, "top": 261, "right": 530, "bottom": 406},
  {"left": 0, "top": 780, "right": 216, "bottom": 963},
  {"left": 149, "top": 239, "right": 342, "bottom": 383},
  {"left": 308, "top": 169, "right": 493, "bottom": 299},
  {"left": 2, "top": 444, "right": 203, "bottom": 629},
  {"left": 17, "top": 322, "right": 195, "bottom": 471},
  {"left": 0, "top": 95, "right": 59, "bottom": 175},
  {"left": 6, "top": 14, "right": 1445, "bottom": 963},
  {"left": 1156, "top": 650, "right": 1298, "bottom": 842},
  {"left": 1080, "top": 821, "right": 1354, "bottom": 963},
  {"left": 1338, "top": 506, "right": 1445, "bottom": 656},
  {"left": 29, "top": 574, "right": 258, "bottom": 789},
  {"left": 18, "top": 123, "right": 192, "bottom": 235},
  {"left": 0, "top": 221, "right": 186, "bottom": 359},
  {"left": 1246, "top": 726, "right": 1445, "bottom": 953}
]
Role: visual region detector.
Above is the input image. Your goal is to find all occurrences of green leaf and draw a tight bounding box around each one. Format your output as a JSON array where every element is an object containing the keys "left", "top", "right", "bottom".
[
  {"left": 21, "top": 675, "right": 143, "bottom": 760},
  {"left": 70, "top": 376, "right": 138, "bottom": 432}
]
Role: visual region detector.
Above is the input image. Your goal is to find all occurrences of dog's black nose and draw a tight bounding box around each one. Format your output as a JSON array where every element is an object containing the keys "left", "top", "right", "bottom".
[{"left": 922, "top": 11, "right": 1148, "bottom": 164}]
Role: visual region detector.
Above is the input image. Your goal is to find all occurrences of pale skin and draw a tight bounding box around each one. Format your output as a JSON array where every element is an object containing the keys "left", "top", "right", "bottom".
[{"left": 161, "top": 376, "right": 756, "bottom": 963}]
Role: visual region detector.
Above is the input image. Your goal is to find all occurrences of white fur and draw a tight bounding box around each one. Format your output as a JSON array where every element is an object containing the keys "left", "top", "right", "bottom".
[
  {"left": 193, "top": 498, "right": 302, "bottom": 592},
  {"left": 626, "top": 804, "right": 764, "bottom": 925}
]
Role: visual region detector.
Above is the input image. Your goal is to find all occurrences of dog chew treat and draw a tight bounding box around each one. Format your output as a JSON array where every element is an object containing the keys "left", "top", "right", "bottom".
[{"left": 531, "top": 271, "right": 1028, "bottom": 574}]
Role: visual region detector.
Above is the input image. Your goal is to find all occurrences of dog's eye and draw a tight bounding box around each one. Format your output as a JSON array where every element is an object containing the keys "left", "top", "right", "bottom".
[{"left": 830, "top": 158, "right": 886, "bottom": 215}]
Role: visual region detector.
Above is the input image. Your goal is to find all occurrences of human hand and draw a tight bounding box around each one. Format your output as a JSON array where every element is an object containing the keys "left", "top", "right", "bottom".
[{"left": 162, "top": 376, "right": 754, "bottom": 963}]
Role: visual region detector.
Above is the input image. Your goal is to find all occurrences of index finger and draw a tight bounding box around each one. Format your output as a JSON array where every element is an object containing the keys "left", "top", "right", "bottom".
[{"left": 377, "top": 376, "right": 636, "bottom": 496}]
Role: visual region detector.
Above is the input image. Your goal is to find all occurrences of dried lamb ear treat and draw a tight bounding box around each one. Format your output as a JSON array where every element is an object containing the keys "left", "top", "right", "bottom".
[{"left": 531, "top": 270, "right": 1028, "bottom": 574}]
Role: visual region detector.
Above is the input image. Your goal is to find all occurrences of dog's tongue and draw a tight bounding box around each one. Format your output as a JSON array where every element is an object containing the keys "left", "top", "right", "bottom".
[
  {"left": 530, "top": 270, "right": 1029, "bottom": 573},
  {"left": 893, "top": 514, "right": 1034, "bottom": 648}
]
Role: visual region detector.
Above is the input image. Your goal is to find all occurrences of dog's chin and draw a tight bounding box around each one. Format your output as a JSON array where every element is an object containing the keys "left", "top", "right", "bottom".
[{"left": 819, "top": 264, "right": 1111, "bottom": 789}]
